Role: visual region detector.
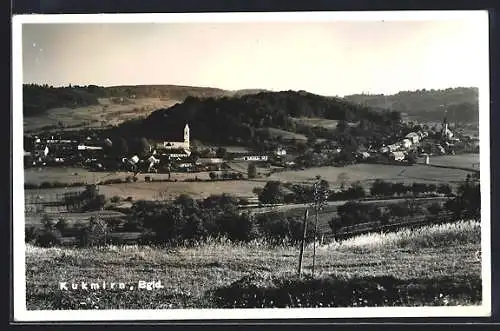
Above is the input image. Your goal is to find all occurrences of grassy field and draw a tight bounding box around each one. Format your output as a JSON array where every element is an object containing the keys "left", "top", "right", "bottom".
[
  {"left": 291, "top": 117, "right": 340, "bottom": 129},
  {"left": 25, "top": 220, "right": 481, "bottom": 309},
  {"left": 257, "top": 127, "right": 308, "bottom": 141},
  {"left": 25, "top": 154, "right": 478, "bottom": 202},
  {"left": 98, "top": 180, "right": 261, "bottom": 201},
  {"left": 268, "top": 163, "right": 474, "bottom": 189},
  {"left": 24, "top": 167, "right": 216, "bottom": 186},
  {"left": 24, "top": 97, "right": 180, "bottom": 133},
  {"left": 420, "top": 153, "right": 480, "bottom": 171},
  {"left": 24, "top": 179, "right": 261, "bottom": 202}
]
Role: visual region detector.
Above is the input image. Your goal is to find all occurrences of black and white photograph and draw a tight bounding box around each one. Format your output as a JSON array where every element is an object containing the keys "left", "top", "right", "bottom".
[{"left": 12, "top": 11, "right": 490, "bottom": 321}]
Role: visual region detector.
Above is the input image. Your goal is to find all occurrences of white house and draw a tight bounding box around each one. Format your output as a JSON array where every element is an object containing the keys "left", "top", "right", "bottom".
[
  {"left": 405, "top": 132, "right": 420, "bottom": 144},
  {"left": 401, "top": 139, "right": 412, "bottom": 149},
  {"left": 390, "top": 151, "right": 405, "bottom": 161},
  {"left": 238, "top": 155, "right": 268, "bottom": 162},
  {"left": 77, "top": 144, "right": 103, "bottom": 151},
  {"left": 387, "top": 144, "right": 399, "bottom": 152},
  {"left": 358, "top": 152, "right": 370, "bottom": 159},
  {"left": 178, "top": 163, "right": 193, "bottom": 168},
  {"left": 129, "top": 155, "right": 140, "bottom": 165},
  {"left": 275, "top": 148, "right": 287, "bottom": 156}
]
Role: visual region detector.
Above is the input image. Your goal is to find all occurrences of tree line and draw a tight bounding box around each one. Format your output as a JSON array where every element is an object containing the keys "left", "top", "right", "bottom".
[
  {"left": 255, "top": 179, "right": 454, "bottom": 205},
  {"left": 111, "top": 90, "right": 403, "bottom": 148},
  {"left": 344, "top": 87, "right": 479, "bottom": 123}
]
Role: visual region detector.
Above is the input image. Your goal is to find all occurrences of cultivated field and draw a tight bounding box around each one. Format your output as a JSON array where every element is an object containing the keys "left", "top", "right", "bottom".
[
  {"left": 98, "top": 180, "right": 261, "bottom": 201},
  {"left": 291, "top": 117, "right": 340, "bottom": 129},
  {"left": 419, "top": 153, "right": 480, "bottom": 171},
  {"left": 267, "top": 163, "right": 474, "bottom": 189},
  {"left": 25, "top": 220, "right": 481, "bottom": 309},
  {"left": 24, "top": 167, "right": 214, "bottom": 186},
  {"left": 257, "top": 127, "right": 307, "bottom": 141},
  {"left": 25, "top": 210, "right": 127, "bottom": 228},
  {"left": 23, "top": 97, "right": 180, "bottom": 133},
  {"left": 24, "top": 154, "right": 478, "bottom": 202}
]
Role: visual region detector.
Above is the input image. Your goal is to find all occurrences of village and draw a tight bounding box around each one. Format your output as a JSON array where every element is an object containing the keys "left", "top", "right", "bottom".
[{"left": 23, "top": 110, "right": 480, "bottom": 179}]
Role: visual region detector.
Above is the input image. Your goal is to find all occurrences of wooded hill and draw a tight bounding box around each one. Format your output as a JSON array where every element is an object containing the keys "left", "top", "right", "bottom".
[
  {"left": 22, "top": 84, "right": 269, "bottom": 117},
  {"left": 344, "top": 87, "right": 479, "bottom": 123},
  {"left": 111, "top": 90, "right": 402, "bottom": 147}
]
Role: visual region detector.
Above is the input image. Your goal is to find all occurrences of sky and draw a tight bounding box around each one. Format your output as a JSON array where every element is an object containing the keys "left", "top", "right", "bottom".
[{"left": 21, "top": 14, "right": 489, "bottom": 97}]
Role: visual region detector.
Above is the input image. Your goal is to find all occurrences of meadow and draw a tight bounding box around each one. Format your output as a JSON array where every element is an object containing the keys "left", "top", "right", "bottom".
[
  {"left": 257, "top": 127, "right": 308, "bottom": 141},
  {"left": 291, "top": 117, "right": 340, "bottom": 129},
  {"left": 24, "top": 154, "right": 478, "bottom": 202},
  {"left": 421, "top": 154, "right": 480, "bottom": 171},
  {"left": 267, "top": 163, "right": 474, "bottom": 189},
  {"left": 25, "top": 220, "right": 481, "bottom": 309},
  {"left": 24, "top": 97, "right": 180, "bottom": 133}
]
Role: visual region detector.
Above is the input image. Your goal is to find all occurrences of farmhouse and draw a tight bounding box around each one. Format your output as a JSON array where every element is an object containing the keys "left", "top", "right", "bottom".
[
  {"left": 389, "top": 151, "right": 406, "bottom": 161},
  {"left": 388, "top": 144, "right": 399, "bottom": 152},
  {"left": 275, "top": 147, "right": 287, "bottom": 156},
  {"left": 147, "top": 156, "right": 160, "bottom": 172},
  {"left": 237, "top": 155, "right": 269, "bottom": 162},
  {"left": 356, "top": 151, "right": 370, "bottom": 160},
  {"left": 77, "top": 144, "right": 103, "bottom": 151},
  {"left": 405, "top": 132, "right": 420, "bottom": 144},
  {"left": 156, "top": 148, "right": 191, "bottom": 159},
  {"left": 401, "top": 139, "right": 412, "bottom": 149}
]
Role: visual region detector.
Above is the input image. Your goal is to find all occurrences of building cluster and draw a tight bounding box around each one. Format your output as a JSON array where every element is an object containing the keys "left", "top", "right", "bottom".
[
  {"left": 378, "top": 130, "right": 429, "bottom": 161},
  {"left": 24, "top": 123, "right": 289, "bottom": 173}
]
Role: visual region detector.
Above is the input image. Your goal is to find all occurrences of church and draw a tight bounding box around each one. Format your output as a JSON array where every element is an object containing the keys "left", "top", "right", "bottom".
[{"left": 154, "top": 124, "right": 191, "bottom": 159}]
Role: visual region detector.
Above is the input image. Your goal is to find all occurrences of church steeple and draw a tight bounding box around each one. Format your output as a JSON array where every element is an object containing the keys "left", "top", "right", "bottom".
[{"left": 184, "top": 124, "right": 190, "bottom": 149}]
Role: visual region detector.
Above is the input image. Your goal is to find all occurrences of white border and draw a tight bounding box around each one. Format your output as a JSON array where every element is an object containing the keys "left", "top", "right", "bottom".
[{"left": 12, "top": 11, "right": 491, "bottom": 322}]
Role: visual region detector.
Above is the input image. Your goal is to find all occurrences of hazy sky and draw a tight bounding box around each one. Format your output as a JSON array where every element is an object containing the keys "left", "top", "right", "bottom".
[{"left": 21, "top": 17, "right": 488, "bottom": 96}]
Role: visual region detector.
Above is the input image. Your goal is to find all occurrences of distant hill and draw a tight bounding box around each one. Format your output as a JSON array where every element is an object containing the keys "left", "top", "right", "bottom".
[
  {"left": 22, "top": 84, "right": 267, "bottom": 117},
  {"left": 111, "top": 90, "right": 402, "bottom": 147},
  {"left": 343, "top": 87, "right": 479, "bottom": 123}
]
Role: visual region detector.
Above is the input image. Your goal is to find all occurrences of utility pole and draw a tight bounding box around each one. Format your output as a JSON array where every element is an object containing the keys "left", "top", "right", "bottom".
[{"left": 297, "top": 209, "right": 309, "bottom": 278}]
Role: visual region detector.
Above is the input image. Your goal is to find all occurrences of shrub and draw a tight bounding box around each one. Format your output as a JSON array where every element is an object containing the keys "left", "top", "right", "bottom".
[
  {"left": 211, "top": 273, "right": 481, "bottom": 308},
  {"left": 82, "top": 194, "right": 107, "bottom": 211},
  {"left": 436, "top": 183, "right": 450, "bottom": 196},
  {"left": 78, "top": 216, "right": 109, "bottom": 247},
  {"left": 427, "top": 202, "right": 443, "bottom": 216},
  {"left": 258, "top": 181, "right": 285, "bottom": 204},
  {"left": 238, "top": 198, "right": 250, "bottom": 206},
  {"left": 248, "top": 163, "right": 257, "bottom": 179},
  {"left": 34, "top": 228, "right": 63, "bottom": 247},
  {"left": 25, "top": 226, "right": 39, "bottom": 243},
  {"left": 55, "top": 217, "right": 68, "bottom": 233},
  {"left": 110, "top": 195, "right": 122, "bottom": 203}
]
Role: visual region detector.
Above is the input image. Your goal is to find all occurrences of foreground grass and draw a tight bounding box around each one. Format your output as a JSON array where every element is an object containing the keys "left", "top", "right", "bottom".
[{"left": 25, "top": 220, "right": 482, "bottom": 310}]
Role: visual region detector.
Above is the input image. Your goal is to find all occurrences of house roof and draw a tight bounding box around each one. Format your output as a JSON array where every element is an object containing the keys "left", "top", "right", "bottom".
[{"left": 156, "top": 148, "right": 190, "bottom": 154}]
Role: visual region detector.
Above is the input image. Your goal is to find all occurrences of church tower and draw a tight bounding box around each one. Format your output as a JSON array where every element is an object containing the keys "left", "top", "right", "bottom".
[
  {"left": 184, "top": 124, "right": 190, "bottom": 150},
  {"left": 442, "top": 110, "right": 448, "bottom": 139}
]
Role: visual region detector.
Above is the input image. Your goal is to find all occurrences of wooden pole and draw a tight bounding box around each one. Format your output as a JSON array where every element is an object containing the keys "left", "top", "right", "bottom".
[
  {"left": 298, "top": 209, "right": 309, "bottom": 278},
  {"left": 312, "top": 207, "right": 319, "bottom": 277}
]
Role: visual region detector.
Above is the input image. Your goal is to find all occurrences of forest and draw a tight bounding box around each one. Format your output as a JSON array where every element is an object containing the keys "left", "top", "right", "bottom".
[
  {"left": 344, "top": 87, "right": 479, "bottom": 122},
  {"left": 22, "top": 84, "right": 239, "bottom": 117},
  {"left": 110, "top": 90, "right": 403, "bottom": 148}
]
